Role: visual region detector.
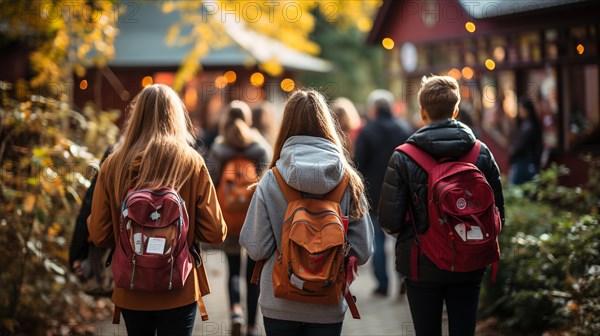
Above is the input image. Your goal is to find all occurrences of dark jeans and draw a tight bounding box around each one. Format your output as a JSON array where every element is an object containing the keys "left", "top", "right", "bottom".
[
  {"left": 226, "top": 253, "right": 260, "bottom": 326},
  {"left": 121, "top": 302, "right": 197, "bottom": 336},
  {"left": 510, "top": 158, "right": 538, "bottom": 185},
  {"left": 405, "top": 279, "right": 481, "bottom": 336},
  {"left": 371, "top": 213, "right": 389, "bottom": 293},
  {"left": 263, "top": 317, "right": 343, "bottom": 336}
]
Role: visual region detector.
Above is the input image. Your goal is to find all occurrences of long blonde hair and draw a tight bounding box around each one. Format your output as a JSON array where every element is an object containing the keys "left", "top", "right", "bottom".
[
  {"left": 269, "top": 89, "right": 368, "bottom": 217},
  {"left": 110, "top": 84, "right": 202, "bottom": 203}
]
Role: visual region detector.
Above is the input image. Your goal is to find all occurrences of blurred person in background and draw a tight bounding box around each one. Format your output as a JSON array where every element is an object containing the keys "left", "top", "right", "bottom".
[
  {"left": 355, "top": 89, "right": 414, "bottom": 297},
  {"left": 207, "top": 100, "right": 271, "bottom": 336},
  {"left": 251, "top": 103, "right": 277, "bottom": 146},
  {"left": 332, "top": 97, "right": 362, "bottom": 158},
  {"left": 509, "top": 97, "right": 543, "bottom": 185}
]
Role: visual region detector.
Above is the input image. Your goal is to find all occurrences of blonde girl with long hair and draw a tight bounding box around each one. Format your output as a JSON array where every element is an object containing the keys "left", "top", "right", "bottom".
[
  {"left": 240, "top": 89, "right": 374, "bottom": 336},
  {"left": 88, "top": 84, "right": 227, "bottom": 335}
]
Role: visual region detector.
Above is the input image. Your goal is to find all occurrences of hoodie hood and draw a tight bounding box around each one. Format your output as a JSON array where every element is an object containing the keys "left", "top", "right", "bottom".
[
  {"left": 407, "top": 119, "right": 476, "bottom": 160},
  {"left": 276, "top": 136, "right": 345, "bottom": 195},
  {"left": 211, "top": 129, "right": 272, "bottom": 163}
]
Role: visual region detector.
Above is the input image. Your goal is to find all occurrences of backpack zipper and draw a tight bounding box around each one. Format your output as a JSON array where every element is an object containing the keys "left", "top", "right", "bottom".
[
  {"left": 291, "top": 220, "right": 344, "bottom": 232},
  {"left": 285, "top": 208, "right": 342, "bottom": 224},
  {"left": 449, "top": 232, "right": 455, "bottom": 272},
  {"left": 130, "top": 255, "right": 136, "bottom": 289},
  {"left": 168, "top": 254, "right": 174, "bottom": 290}
]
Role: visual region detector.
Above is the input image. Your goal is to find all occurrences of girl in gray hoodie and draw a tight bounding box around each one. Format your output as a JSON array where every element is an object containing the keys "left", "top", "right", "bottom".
[{"left": 240, "top": 89, "right": 374, "bottom": 336}]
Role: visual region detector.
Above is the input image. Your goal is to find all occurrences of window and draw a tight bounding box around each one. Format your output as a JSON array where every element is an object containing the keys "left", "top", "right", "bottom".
[
  {"left": 478, "top": 71, "right": 516, "bottom": 148},
  {"left": 562, "top": 64, "right": 599, "bottom": 149},
  {"left": 525, "top": 67, "right": 559, "bottom": 152}
]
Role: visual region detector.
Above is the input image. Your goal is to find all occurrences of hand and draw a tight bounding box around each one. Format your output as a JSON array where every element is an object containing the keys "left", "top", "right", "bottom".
[{"left": 72, "top": 259, "right": 84, "bottom": 278}]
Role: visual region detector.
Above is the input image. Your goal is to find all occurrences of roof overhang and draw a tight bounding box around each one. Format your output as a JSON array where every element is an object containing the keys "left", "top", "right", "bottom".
[
  {"left": 110, "top": 2, "right": 331, "bottom": 73},
  {"left": 367, "top": 0, "right": 598, "bottom": 46}
]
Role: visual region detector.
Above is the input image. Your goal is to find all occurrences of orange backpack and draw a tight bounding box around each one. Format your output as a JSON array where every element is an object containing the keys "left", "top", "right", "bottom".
[
  {"left": 267, "top": 167, "right": 360, "bottom": 318},
  {"left": 216, "top": 155, "right": 258, "bottom": 236}
]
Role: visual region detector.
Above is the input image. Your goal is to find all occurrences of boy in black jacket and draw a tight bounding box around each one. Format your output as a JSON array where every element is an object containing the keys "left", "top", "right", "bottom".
[{"left": 378, "top": 75, "right": 504, "bottom": 336}]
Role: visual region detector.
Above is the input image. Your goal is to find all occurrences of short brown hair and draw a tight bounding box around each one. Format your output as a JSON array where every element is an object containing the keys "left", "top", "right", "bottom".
[{"left": 418, "top": 75, "right": 461, "bottom": 120}]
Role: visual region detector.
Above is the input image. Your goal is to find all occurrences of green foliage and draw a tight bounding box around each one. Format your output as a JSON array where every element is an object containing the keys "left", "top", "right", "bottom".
[
  {"left": 481, "top": 161, "right": 600, "bottom": 335},
  {"left": 0, "top": 82, "right": 119, "bottom": 334}
]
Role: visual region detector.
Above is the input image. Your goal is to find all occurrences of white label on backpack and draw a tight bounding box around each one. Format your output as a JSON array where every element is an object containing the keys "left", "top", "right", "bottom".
[
  {"left": 146, "top": 237, "right": 166, "bottom": 254},
  {"left": 454, "top": 223, "right": 467, "bottom": 241},
  {"left": 290, "top": 273, "right": 305, "bottom": 290},
  {"left": 134, "top": 233, "right": 143, "bottom": 254},
  {"left": 467, "top": 226, "right": 484, "bottom": 240}
]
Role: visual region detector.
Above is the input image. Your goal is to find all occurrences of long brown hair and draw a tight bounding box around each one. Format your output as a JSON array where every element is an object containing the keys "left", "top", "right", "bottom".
[
  {"left": 220, "top": 100, "right": 254, "bottom": 149},
  {"left": 109, "top": 84, "right": 202, "bottom": 203},
  {"left": 269, "top": 89, "right": 368, "bottom": 217}
]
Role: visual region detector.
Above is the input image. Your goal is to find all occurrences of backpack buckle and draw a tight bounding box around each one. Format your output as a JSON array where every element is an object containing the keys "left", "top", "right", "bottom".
[{"left": 344, "top": 242, "right": 352, "bottom": 256}]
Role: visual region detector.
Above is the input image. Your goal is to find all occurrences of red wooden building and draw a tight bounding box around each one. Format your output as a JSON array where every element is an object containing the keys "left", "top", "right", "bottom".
[{"left": 368, "top": 0, "right": 599, "bottom": 185}]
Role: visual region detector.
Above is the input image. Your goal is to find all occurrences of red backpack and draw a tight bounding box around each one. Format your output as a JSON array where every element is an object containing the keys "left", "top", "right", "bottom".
[
  {"left": 216, "top": 155, "right": 258, "bottom": 236},
  {"left": 396, "top": 140, "right": 501, "bottom": 281},
  {"left": 112, "top": 188, "right": 193, "bottom": 291}
]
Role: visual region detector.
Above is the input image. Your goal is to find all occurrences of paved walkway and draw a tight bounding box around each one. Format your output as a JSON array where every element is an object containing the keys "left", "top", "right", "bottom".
[{"left": 92, "top": 239, "right": 429, "bottom": 335}]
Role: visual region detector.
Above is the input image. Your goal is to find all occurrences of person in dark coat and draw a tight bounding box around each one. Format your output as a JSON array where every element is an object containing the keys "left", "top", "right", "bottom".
[
  {"left": 69, "top": 146, "right": 113, "bottom": 275},
  {"left": 354, "top": 89, "right": 413, "bottom": 297},
  {"left": 378, "top": 75, "right": 505, "bottom": 336},
  {"left": 509, "top": 97, "right": 543, "bottom": 185}
]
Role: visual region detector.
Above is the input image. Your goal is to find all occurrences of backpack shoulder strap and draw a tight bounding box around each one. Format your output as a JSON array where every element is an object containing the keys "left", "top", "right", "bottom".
[
  {"left": 460, "top": 140, "right": 481, "bottom": 164},
  {"left": 324, "top": 176, "right": 349, "bottom": 203},
  {"left": 272, "top": 167, "right": 301, "bottom": 202},
  {"left": 395, "top": 143, "right": 438, "bottom": 173}
]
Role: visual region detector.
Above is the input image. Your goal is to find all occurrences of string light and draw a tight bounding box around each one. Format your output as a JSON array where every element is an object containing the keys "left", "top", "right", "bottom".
[
  {"left": 382, "top": 37, "right": 395, "bottom": 50},
  {"left": 215, "top": 76, "right": 227, "bottom": 89},
  {"left": 280, "top": 78, "right": 295, "bottom": 92},
  {"left": 250, "top": 72, "right": 265, "bottom": 87},
  {"left": 224, "top": 71, "right": 237, "bottom": 83},
  {"left": 448, "top": 68, "right": 462, "bottom": 80},
  {"left": 141, "top": 76, "right": 153, "bottom": 87},
  {"left": 465, "top": 22, "right": 476, "bottom": 33},
  {"left": 461, "top": 67, "right": 474, "bottom": 80}
]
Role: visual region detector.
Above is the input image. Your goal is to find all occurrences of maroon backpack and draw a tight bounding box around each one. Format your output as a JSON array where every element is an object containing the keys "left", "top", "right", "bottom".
[
  {"left": 396, "top": 140, "right": 501, "bottom": 281},
  {"left": 112, "top": 188, "right": 193, "bottom": 291}
]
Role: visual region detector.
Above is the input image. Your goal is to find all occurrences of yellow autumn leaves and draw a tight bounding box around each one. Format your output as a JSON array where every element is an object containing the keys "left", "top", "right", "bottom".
[
  {"left": 163, "top": 0, "right": 381, "bottom": 90},
  {"left": 4, "top": 0, "right": 380, "bottom": 91},
  {"left": 1, "top": 0, "right": 121, "bottom": 88}
]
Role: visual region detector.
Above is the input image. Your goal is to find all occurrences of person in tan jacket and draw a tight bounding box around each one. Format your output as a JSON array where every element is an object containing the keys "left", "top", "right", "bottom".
[{"left": 88, "top": 84, "right": 227, "bottom": 335}]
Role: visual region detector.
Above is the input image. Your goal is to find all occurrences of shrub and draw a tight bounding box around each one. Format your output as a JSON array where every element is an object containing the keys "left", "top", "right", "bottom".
[
  {"left": 0, "top": 84, "right": 119, "bottom": 335},
  {"left": 480, "top": 160, "right": 600, "bottom": 335}
]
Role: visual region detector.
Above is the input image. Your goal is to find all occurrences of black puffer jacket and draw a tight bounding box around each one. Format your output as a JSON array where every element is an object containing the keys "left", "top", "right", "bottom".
[
  {"left": 378, "top": 119, "right": 505, "bottom": 282},
  {"left": 355, "top": 114, "right": 413, "bottom": 210}
]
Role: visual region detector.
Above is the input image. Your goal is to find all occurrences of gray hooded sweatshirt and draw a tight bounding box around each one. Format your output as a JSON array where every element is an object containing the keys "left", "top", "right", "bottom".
[{"left": 240, "top": 135, "right": 374, "bottom": 324}]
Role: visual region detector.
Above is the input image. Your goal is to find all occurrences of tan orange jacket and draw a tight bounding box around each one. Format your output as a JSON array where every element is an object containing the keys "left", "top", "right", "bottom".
[{"left": 87, "top": 154, "right": 227, "bottom": 313}]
